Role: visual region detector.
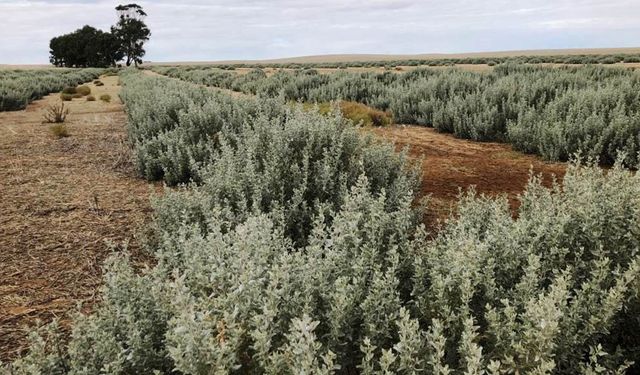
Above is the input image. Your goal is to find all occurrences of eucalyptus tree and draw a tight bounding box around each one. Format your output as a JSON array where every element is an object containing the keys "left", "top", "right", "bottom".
[{"left": 111, "top": 4, "right": 151, "bottom": 67}]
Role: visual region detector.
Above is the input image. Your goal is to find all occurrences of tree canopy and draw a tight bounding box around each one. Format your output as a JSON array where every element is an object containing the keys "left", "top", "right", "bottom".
[
  {"left": 50, "top": 26, "right": 123, "bottom": 68},
  {"left": 112, "top": 4, "right": 151, "bottom": 67},
  {"left": 49, "top": 4, "right": 150, "bottom": 68}
]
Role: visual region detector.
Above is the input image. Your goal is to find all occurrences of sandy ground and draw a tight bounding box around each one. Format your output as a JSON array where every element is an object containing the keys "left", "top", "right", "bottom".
[{"left": 0, "top": 75, "right": 158, "bottom": 361}]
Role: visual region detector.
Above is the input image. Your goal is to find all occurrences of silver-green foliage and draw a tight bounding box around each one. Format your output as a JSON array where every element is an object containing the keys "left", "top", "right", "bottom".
[
  {"left": 120, "top": 70, "right": 288, "bottom": 185},
  {"left": 0, "top": 68, "right": 103, "bottom": 111},
  {"left": 6, "top": 160, "right": 640, "bottom": 374},
  {"left": 6, "top": 70, "right": 640, "bottom": 374},
  {"left": 155, "top": 64, "right": 640, "bottom": 166}
]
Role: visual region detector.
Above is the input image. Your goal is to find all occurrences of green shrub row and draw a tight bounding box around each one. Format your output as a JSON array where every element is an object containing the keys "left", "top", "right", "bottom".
[
  {"left": 5, "top": 70, "right": 640, "bottom": 374},
  {"left": 6, "top": 160, "right": 640, "bottom": 374},
  {"left": 154, "top": 64, "right": 640, "bottom": 165},
  {"left": 155, "top": 52, "right": 640, "bottom": 70},
  {"left": 0, "top": 68, "right": 103, "bottom": 111},
  {"left": 120, "top": 71, "right": 415, "bottom": 188}
]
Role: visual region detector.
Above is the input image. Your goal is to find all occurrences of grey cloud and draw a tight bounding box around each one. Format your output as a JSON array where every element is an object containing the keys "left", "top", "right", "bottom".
[{"left": 1, "top": 0, "right": 639, "bottom": 64}]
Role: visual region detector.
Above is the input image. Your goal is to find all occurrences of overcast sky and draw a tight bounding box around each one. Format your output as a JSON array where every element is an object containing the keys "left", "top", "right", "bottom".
[{"left": 1, "top": 0, "right": 639, "bottom": 64}]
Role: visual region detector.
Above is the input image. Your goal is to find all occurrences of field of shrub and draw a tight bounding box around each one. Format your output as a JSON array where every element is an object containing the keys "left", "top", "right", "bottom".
[
  {"left": 0, "top": 68, "right": 103, "bottom": 111},
  {"left": 153, "top": 64, "right": 640, "bottom": 166},
  {"left": 4, "top": 69, "right": 640, "bottom": 374},
  {"left": 163, "top": 52, "right": 640, "bottom": 70}
]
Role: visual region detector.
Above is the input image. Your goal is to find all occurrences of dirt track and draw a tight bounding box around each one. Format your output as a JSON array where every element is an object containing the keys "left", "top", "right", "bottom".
[
  {"left": 0, "top": 76, "right": 157, "bottom": 361},
  {"left": 370, "top": 126, "right": 566, "bottom": 225}
]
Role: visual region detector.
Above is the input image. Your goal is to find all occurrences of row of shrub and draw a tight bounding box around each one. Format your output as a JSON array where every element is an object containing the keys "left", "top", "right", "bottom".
[
  {"left": 164, "top": 52, "right": 640, "bottom": 71},
  {"left": 119, "top": 70, "right": 413, "bottom": 188},
  {"left": 154, "top": 64, "right": 640, "bottom": 166},
  {"left": 4, "top": 69, "right": 640, "bottom": 374},
  {"left": 0, "top": 68, "right": 104, "bottom": 111}
]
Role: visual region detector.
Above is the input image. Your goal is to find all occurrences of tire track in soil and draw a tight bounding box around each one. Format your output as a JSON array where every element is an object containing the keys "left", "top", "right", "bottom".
[{"left": 0, "top": 75, "right": 159, "bottom": 361}]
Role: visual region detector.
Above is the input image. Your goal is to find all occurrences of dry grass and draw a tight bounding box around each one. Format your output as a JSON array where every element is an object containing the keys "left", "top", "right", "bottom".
[
  {"left": 76, "top": 86, "right": 91, "bottom": 96},
  {"left": 0, "top": 75, "right": 159, "bottom": 362},
  {"left": 49, "top": 124, "right": 70, "bottom": 138},
  {"left": 339, "top": 101, "right": 392, "bottom": 126},
  {"left": 42, "top": 102, "right": 69, "bottom": 124},
  {"left": 303, "top": 101, "right": 392, "bottom": 127}
]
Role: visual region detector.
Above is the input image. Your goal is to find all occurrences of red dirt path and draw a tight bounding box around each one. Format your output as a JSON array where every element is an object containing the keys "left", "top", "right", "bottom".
[{"left": 370, "top": 125, "right": 566, "bottom": 225}]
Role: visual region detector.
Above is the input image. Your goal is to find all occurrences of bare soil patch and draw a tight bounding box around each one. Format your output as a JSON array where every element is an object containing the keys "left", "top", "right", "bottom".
[
  {"left": 369, "top": 126, "right": 566, "bottom": 228},
  {"left": 0, "top": 75, "right": 157, "bottom": 361}
]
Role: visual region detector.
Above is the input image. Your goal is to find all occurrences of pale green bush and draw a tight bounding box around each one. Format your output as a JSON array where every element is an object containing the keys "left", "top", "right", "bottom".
[
  {"left": 6, "top": 69, "right": 640, "bottom": 374},
  {"left": 119, "top": 70, "right": 279, "bottom": 185},
  {"left": 155, "top": 64, "right": 640, "bottom": 166},
  {"left": 6, "top": 160, "right": 640, "bottom": 374},
  {"left": 0, "top": 68, "right": 103, "bottom": 111}
]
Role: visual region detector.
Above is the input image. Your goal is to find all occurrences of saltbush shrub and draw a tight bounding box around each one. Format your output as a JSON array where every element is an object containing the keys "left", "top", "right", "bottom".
[
  {"left": 62, "top": 86, "right": 77, "bottom": 94},
  {"left": 0, "top": 68, "right": 102, "bottom": 111},
  {"left": 6, "top": 160, "right": 640, "bottom": 374},
  {"left": 76, "top": 85, "right": 91, "bottom": 96},
  {"left": 7, "top": 69, "right": 640, "bottom": 375},
  {"left": 154, "top": 64, "right": 640, "bottom": 166}
]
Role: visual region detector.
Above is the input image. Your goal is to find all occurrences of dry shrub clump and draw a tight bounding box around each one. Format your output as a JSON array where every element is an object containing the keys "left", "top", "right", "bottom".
[
  {"left": 60, "top": 93, "right": 73, "bottom": 101},
  {"left": 42, "top": 101, "right": 69, "bottom": 123},
  {"left": 339, "top": 101, "right": 392, "bottom": 127},
  {"left": 99, "top": 94, "right": 111, "bottom": 103},
  {"left": 61, "top": 86, "right": 77, "bottom": 95},
  {"left": 302, "top": 101, "right": 392, "bottom": 127},
  {"left": 76, "top": 85, "right": 91, "bottom": 96},
  {"left": 49, "top": 124, "right": 69, "bottom": 138},
  {"left": 86, "top": 95, "right": 96, "bottom": 102}
]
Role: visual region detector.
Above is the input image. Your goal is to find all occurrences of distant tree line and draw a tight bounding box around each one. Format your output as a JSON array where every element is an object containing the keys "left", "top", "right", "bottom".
[{"left": 49, "top": 4, "right": 150, "bottom": 68}]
